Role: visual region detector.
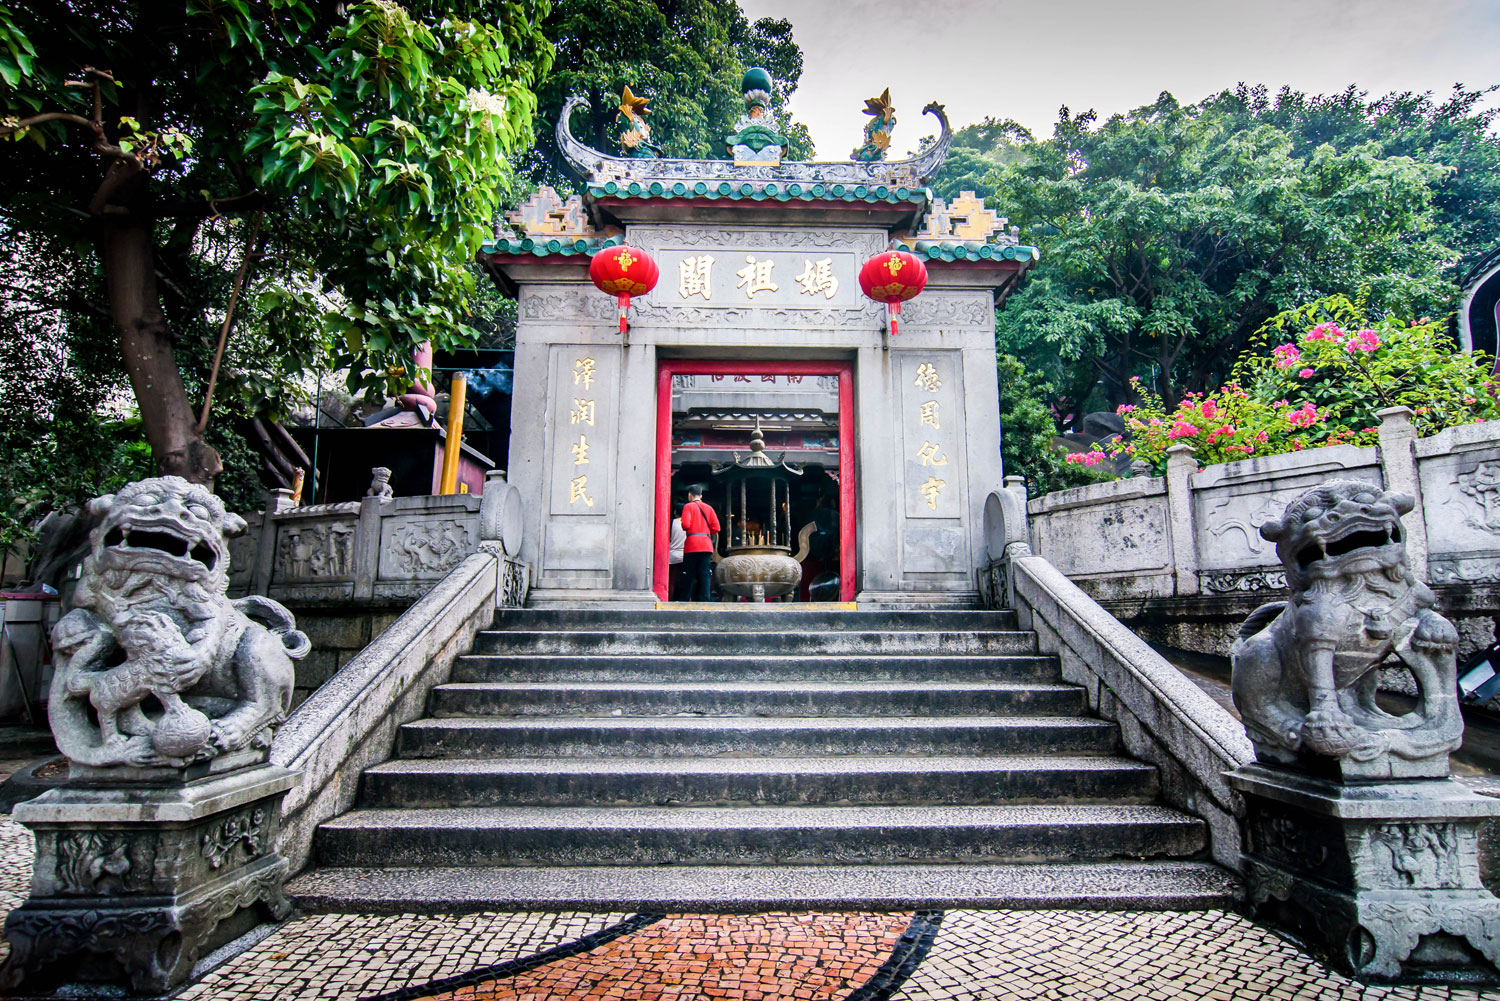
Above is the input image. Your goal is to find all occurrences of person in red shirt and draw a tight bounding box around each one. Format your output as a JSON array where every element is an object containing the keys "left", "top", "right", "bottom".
[{"left": 680, "top": 484, "right": 720, "bottom": 602}]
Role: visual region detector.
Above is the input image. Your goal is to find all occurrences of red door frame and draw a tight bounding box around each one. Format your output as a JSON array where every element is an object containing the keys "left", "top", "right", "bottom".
[{"left": 654, "top": 359, "right": 856, "bottom": 602}]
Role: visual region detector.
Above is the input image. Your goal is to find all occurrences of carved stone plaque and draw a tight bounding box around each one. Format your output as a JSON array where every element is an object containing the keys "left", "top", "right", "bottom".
[
  {"left": 898, "top": 352, "right": 965, "bottom": 520},
  {"left": 549, "top": 347, "right": 619, "bottom": 517}
]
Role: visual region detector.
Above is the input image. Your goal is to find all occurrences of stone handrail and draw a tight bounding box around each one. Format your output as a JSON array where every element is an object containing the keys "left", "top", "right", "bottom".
[
  {"left": 1010, "top": 552, "right": 1254, "bottom": 868},
  {"left": 271, "top": 549, "right": 509, "bottom": 871}
]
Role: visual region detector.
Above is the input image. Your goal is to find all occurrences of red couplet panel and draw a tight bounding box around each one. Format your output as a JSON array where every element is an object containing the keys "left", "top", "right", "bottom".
[{"left": 654, "top": 359, "right": 856, "bottom": 603}]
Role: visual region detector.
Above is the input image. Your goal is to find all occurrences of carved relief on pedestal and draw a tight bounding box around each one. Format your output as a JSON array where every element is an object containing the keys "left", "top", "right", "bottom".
[
  {"left": 1366, "top": 822, "right": 1462, "bottom": 888},
  {"left": 201, "top": 807, "right": 269, "bottom": 871},
  {"left": 55, "top": 832, "right": 145, "bottom": 896},
  {"left": 1246, "top": 812, "right": 1329, "bottom": 872},
  {"left": 381, "top": 519, "right": 478, "bottom": 578},
  {"left": 275, "top": 520, "right": 355, "bottom": 580}
]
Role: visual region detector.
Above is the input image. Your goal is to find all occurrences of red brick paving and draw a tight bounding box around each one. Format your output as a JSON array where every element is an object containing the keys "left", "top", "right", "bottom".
[{"left": 419, "top": 912, "right": 913, "bottom": 1000}]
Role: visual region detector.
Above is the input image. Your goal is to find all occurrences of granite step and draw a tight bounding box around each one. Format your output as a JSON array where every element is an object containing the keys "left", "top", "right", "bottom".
[
  {"left": 358, "top": 754, "right": 1162, "bottom": 808},
  {"left": 426, "top": 680, "right": 1089, "bottom": 718},
  {"left": 489, "top": 608, "right": 1019, "bottom": 632},
  {"left": 288, "top": 860, "right": 1241, "bottom": 912},
  {"left": 450, "top": 653, "right": 1062, "bottom": 684},
  {"left": 471, "top": 629, "right": 1038, "bottom": 657},
  {"left": 396, "top": 715, "right": 1120, "bottom": 759},
  {"left": 313, "top": 803, "right": 1208, "bottom": 867}
]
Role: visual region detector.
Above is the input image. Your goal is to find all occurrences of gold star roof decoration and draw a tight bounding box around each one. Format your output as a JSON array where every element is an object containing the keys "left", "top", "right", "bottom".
[
  {"left": 618, "top": 84, "right": 651, "bottom": 124},
  {"left": 862, "top": 88, "right": 895, "bottom": 123}
]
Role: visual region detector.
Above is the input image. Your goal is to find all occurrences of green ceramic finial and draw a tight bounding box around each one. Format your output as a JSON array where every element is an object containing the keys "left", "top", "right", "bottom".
[{"left": 741, "top": 67, "right": 773, "bottom": 96}]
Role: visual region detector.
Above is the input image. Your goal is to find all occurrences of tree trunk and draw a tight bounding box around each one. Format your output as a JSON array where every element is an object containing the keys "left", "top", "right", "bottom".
[{"left": 98, "top": 219, "right": 221, "bottom": 485}]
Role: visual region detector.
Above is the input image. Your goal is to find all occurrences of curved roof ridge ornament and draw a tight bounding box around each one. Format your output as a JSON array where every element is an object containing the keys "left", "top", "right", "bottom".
[
  {"left": 902, "top": 102, "right": 953, "bottom": 184},
  {"left": 555, "top": 95, "right": 954, "bottom": 186},
  {"left": 557, "top": 94, "right": 616, "bottom": 181}
]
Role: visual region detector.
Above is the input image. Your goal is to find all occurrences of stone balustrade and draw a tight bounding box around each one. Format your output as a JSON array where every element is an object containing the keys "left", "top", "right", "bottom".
[
  {"left": 229, "top": 491, "right": 486, "bottom": 606},
  {"left": 1022, "top": 407, "right": 1500, "bottom": 658}
]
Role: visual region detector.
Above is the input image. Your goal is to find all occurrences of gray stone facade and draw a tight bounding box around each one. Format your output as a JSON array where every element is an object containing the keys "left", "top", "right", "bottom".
[{"left": 499, "top": 227, "right": 1013, "bottom": 606}]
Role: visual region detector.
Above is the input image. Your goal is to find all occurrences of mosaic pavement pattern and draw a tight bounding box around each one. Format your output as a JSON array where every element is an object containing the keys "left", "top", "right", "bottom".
[{"left": 0, "top": 816, "right": 1498, "bottom": 999}]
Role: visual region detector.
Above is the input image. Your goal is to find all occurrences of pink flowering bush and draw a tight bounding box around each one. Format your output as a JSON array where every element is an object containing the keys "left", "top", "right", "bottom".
[
  {"left": 1244, "top": 295, "right": 1500, "bottom": 439},
  {"left": 1108, "top": 382, "right": 1332, "bottom": 471},
  {"left": 1106, "top": 295, "right": 1500, "bottom": 476}
]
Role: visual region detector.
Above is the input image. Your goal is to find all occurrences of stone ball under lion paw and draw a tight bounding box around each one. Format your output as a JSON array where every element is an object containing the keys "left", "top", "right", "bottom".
[{"left": 152, "top": 703, "right": 213, "bottom": 758}]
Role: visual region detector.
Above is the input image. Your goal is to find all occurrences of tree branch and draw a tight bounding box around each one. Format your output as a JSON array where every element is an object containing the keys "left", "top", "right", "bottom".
[{"left": 197, "top": 212, "right": 264, "bottom": 433}]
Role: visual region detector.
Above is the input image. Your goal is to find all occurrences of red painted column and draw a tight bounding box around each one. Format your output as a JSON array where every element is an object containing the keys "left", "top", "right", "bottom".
[
  {"left": 837, "top": 368, "right": 856, "bottom": 602},
  {"left": 653, "top": 363, "right": 674, "bottom": 600}
]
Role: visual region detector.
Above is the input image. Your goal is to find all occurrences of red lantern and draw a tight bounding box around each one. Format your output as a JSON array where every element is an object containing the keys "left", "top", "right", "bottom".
[
  {"left": 858, "top": 250, "right": 928, "bottom": 336},
  {"left": 589, "top": 245, "right": 660, "bottom": 334}
]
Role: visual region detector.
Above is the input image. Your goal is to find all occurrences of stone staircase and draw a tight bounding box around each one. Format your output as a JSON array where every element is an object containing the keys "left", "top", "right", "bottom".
[{"left": 287, "top": 607, "right": 1239, "bottom": 911}]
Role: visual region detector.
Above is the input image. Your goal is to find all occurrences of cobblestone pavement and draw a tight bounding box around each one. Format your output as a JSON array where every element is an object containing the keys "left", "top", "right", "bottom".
[{"left": 0, "top": 815, "right": 1498, "bottom": 999}]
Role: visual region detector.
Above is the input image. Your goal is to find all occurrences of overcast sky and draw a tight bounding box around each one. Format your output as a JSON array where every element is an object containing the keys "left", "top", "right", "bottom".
[{"left": 738, "top": 0, "right": 1500, "bottom": 158}]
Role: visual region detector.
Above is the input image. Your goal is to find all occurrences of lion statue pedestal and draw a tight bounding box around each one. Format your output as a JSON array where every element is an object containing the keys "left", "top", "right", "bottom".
[
  {"left": 1, "top": 477, "right": 306, "bottom": 996},
  {"left": 1228, "top": 480, "right": 1500, "bottom": 984}
]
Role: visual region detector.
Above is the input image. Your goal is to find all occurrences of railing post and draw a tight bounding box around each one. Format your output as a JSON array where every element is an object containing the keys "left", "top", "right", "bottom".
[
  {"left": 1376, "top": 405, "right": 1428, "bottom": 580},
  {"left": 351, "top": 495, "right": 383, "bottom": 601},
  {"left": 249, "top": 488, "right": 295, "bottom": 596},
  {"left": 1165, "top": 443, "right": 1200, "bottom": 596}
]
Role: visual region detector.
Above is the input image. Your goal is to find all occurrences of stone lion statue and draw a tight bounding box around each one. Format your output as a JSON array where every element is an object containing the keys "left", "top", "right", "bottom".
[
  {"left": 1231, "top": 480, "right": 1462, "bottom": 778},
  {"left": 49, "top": 477, "right": 308, "bottom": 768}
]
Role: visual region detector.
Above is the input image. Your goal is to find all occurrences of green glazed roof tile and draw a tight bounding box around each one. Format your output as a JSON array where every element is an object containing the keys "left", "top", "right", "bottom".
[
  {"left": 480, "top": 235, "right": 625, "bottom": 258},
  {"left": 908, "top": 240, "right": 1041, "bottom": 263},
  {"left": 583, "top": 180, "right": 929, "bottom": 207}
]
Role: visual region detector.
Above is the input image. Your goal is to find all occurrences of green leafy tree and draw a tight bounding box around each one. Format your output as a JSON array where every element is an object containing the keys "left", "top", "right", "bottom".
[
  {"left": 991, "top": 93, "right": 1452, "bottom": 414},
  {"left": 1205, "top": 83, "right": 1500, "bottom": 269},
  {"left": 1, "top": 0, "right": 554, "bottom": 486},
  {"left": 525, "top": 0, "right": 812, "bottom": 185},
  {"left": 925, "top": 117, "right": 1032, "bottom": 201},
  {"left": 996, "top": 352, "right": 1100, "bottom": 495}
]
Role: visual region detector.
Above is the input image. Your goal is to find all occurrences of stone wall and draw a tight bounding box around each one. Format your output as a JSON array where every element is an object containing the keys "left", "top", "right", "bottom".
[
  {"left": 1027, "top": 407, "right": 1500, "bottom": 660},
  {"left": 285, "top": 607, "right": 406, "bottom": 708}
]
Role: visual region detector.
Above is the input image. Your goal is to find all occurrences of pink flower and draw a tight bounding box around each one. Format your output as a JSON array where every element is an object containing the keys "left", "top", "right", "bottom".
[
  {"left": 1298, "top": 368, "right": 1314, "bottom": 379},
  {"left": 1064, "top": 450, "right": 1108, "bottom": 467},
  {"left": 1464, "top": 396, "right": 1477, "bottom": 405},
  {"left": 1167, "top": 422, "right": 1201, "bottom": 440},
  {"left": 1149, "top": 418, "right": 1162, "bottom": 427},
  {"left": 1272, "top": 343, "right": 1301, "bottom": 369},
  {"left": 1255, "top": 431, "right": 1268, "bottom": 442},
  {"left": 1346, "top": 329, "right": 1379, "bottom": 353},
  {"left": 1287, "top": 403, "right": 1320, "bottom": 428},
  {"left": 1200, "top": 399, "right": 1218, "bottom": 420},
  {"left": 1306, "top": 322, "right": 1343, "bottom": 342},
  {"left": 1116, "top": 404, "right": 1135, "bottom": 415}
]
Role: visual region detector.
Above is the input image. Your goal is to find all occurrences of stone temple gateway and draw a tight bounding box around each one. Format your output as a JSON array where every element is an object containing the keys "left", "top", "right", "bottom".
[{"left": 480, "top": 90, "right": 1038, "bottom": 607}]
